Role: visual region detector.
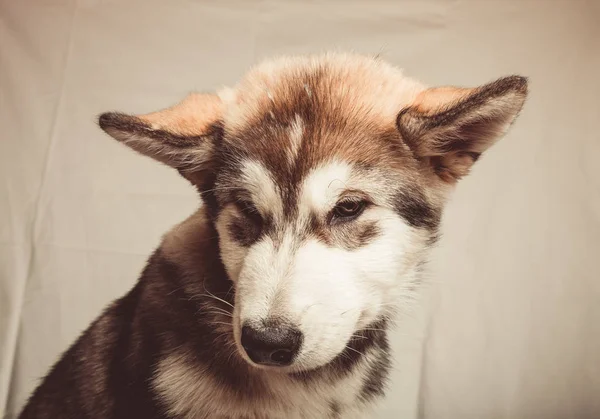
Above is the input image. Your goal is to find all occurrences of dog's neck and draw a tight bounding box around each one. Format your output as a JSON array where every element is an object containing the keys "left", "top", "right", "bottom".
[{"left": 144, "top": 207, "right": 391, "bottom": 417}]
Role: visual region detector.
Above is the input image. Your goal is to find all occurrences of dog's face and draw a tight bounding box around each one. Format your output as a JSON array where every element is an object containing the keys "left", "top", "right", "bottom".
[
  {"left": 99, "top": 53, "right": 527, "bottom": 372},
  {"left": 214, "top": 140, "right": 434, "bottom": 371}
]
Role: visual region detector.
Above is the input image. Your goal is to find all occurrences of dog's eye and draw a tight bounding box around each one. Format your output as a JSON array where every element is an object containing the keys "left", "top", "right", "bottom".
[
  {"left": 234, "top": 200, "right": 262, "bottom": 223},
  {"left": 331, "top": 200, "right": 367, "bottom": 222}
]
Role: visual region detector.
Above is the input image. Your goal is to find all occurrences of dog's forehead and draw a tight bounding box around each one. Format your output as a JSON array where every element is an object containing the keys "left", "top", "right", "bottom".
[
  {"left": 221, "top": 53, "right": 425, "bottom": 125},
  {"left": 218, "top": 54, "right": 424, "bottom": 194}
]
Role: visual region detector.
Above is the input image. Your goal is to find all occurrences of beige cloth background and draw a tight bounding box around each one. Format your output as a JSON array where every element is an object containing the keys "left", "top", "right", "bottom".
[{"left": 1, "top": 1, "right": 599, "bottom": 418}]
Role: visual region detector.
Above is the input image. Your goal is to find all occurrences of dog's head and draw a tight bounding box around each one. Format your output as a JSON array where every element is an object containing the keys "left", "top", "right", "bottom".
[{"left": 99, "top": 53, "right": 527, "bottom": 372}]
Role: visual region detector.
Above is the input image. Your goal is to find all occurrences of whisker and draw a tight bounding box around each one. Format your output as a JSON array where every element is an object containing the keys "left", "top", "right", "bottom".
[
  {"left": 351, "top": 334, "right": 369, "bottom": 340},
  {"left": 167, "top": 284, "right": 186, "bottom": 296},
  {"left": 339, "top": 351, "right": 356, "bottom": 363},
  {"left": 225, "top": 348, "right": 239, "bottom": 364},
  {"left": 197, "top": 291, "right": 235, "bottom": 309},
  {"left": 208, "top": 307, "right": 233, "bottom": 315},
  {"left": 224, "top": 285, "right": 235, "bottom": 300},
  {"left": 211, "top": 321, "right": 233, "bottom": 328},
  {"left": 202, "top": 305, "right": 233, "bottom": 314},
  {"left": 345, "top": 346, "right": 365, "bottom": 357},
  {"left": 200, "top": 185, "right": 240, "bottom": 194},
  {"left": 204, "top": 310, "right": 233, "bottom": 318}
]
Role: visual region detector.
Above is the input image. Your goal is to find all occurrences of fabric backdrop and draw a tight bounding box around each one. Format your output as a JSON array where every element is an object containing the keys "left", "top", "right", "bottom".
[{"left": 1, "top": 1, "right": 599, "bottom": 418}]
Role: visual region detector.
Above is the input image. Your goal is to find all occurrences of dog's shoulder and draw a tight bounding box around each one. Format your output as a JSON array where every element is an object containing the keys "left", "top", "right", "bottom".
[
  {"left": 18, "top": 281, "right": 169, "bottom": 418},
  {"left": 17, "top": 210, "right": 216, "bottom": 419}
]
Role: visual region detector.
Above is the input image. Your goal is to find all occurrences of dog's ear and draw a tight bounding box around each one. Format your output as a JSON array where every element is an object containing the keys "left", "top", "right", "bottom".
[
  {"left": 397, "top": 76, "right": 528, "bottom": 182},
  {"left": 98, "top": 93, "right": 223, "bottom": 183}
]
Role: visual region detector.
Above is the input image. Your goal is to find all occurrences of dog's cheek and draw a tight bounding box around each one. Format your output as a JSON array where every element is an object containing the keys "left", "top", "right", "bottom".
[
  {"left": 215, "top": 210, "right": 248, "bottom": 282},
  {"left": 357, "top": 213, "right": 429, "bottom": 327},
  {"left": 349, "top": 219, "right": 410, "bottom": 325}
]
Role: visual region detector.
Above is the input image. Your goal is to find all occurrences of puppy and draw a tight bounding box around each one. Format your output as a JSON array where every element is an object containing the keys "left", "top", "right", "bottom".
[{"left": 18, "top": 53, "right": 527, "bottom": 419}]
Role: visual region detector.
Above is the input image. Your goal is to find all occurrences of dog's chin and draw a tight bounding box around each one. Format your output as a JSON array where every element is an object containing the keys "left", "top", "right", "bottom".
[{"left": 234, "top": 350, "right": 335, "bottom": 375}]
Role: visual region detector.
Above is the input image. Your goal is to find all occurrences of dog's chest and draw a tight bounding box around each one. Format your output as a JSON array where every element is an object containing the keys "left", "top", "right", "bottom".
[
  {"left": 262, "top": 373, "right": 371, "bottom": 419},
  {"left": 154, "top": 353, "right": 377, "bottom": 419}
]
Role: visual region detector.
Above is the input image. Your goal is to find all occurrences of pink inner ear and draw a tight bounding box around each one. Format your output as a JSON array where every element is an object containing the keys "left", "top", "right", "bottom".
[
  {"left": 413, "top": 86, "right": 474, "bottom": 114},
  {"left": 138, "top": 93, "right": 223, "bottom": 137}
]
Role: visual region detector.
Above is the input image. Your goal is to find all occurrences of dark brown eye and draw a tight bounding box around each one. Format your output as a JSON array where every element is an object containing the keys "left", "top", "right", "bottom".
[{"left": 332, "top": 200, "right": 367, "bottom": 221}]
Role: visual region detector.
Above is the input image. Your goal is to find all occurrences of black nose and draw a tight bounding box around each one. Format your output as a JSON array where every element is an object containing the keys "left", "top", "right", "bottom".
[{"left": 241, "top": 323, "right": 302, "bottom": 366}]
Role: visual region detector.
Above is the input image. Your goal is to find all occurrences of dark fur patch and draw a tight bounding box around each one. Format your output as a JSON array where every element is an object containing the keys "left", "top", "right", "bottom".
[
  {"left": 420, "top": 76, "right": 526, "bottom": 133},
  {"left": 354, "top": 221, "right": 381, "bottom": 248},
  {"left": 308, "top": 214, "right": 381, "bottom": 250},
  {"left": 98, "top": 112, "right": 223, "bottom": 149},
  {"left": 198, "top": 169, "right": 221, "bottom": 220},
  {"left": 329, "top": 400, "right": 342, "bottom": 418},
  {"left": 228, "top": 215, "right": 263, "bottom": 247},
  {"left": 359, "top": 345, "right": 391, "bottom": 402},
  {"left": 393, "top": 185, "right": 441, "bottom": 230},
  {"left": 19, "top": 255, "right": 169, "bottom": 419}
]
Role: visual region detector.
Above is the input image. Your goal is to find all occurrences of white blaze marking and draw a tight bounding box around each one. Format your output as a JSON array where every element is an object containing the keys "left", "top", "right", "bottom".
[
  {"left": 298, "top": 161, "right": 353, "bottom": 217},
  {"left": 240, "top": 160, "right": 282, "bottom": 217},
  {"left": 303, "top": 83, "right": 312, "bottom": 98},
  {"left": 287, "top": 114, "right": 304, "bottom": 165}
]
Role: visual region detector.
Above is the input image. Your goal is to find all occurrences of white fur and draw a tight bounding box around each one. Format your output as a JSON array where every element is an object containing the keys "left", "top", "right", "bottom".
[
  {"left": 286, "top": 114, "right": 304, "bottom": 165},
  {"left": 240, "top": 159, "right": 283, "bottom": 218},
  {"left": 217, "top": 86, "right": 237, "bottom": 106},
  {"left": 154, "top": 349, "right": 378, "bottom": 419},
  {"left": 299, "top": 160, "right": 352, "bottom": 216}
]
